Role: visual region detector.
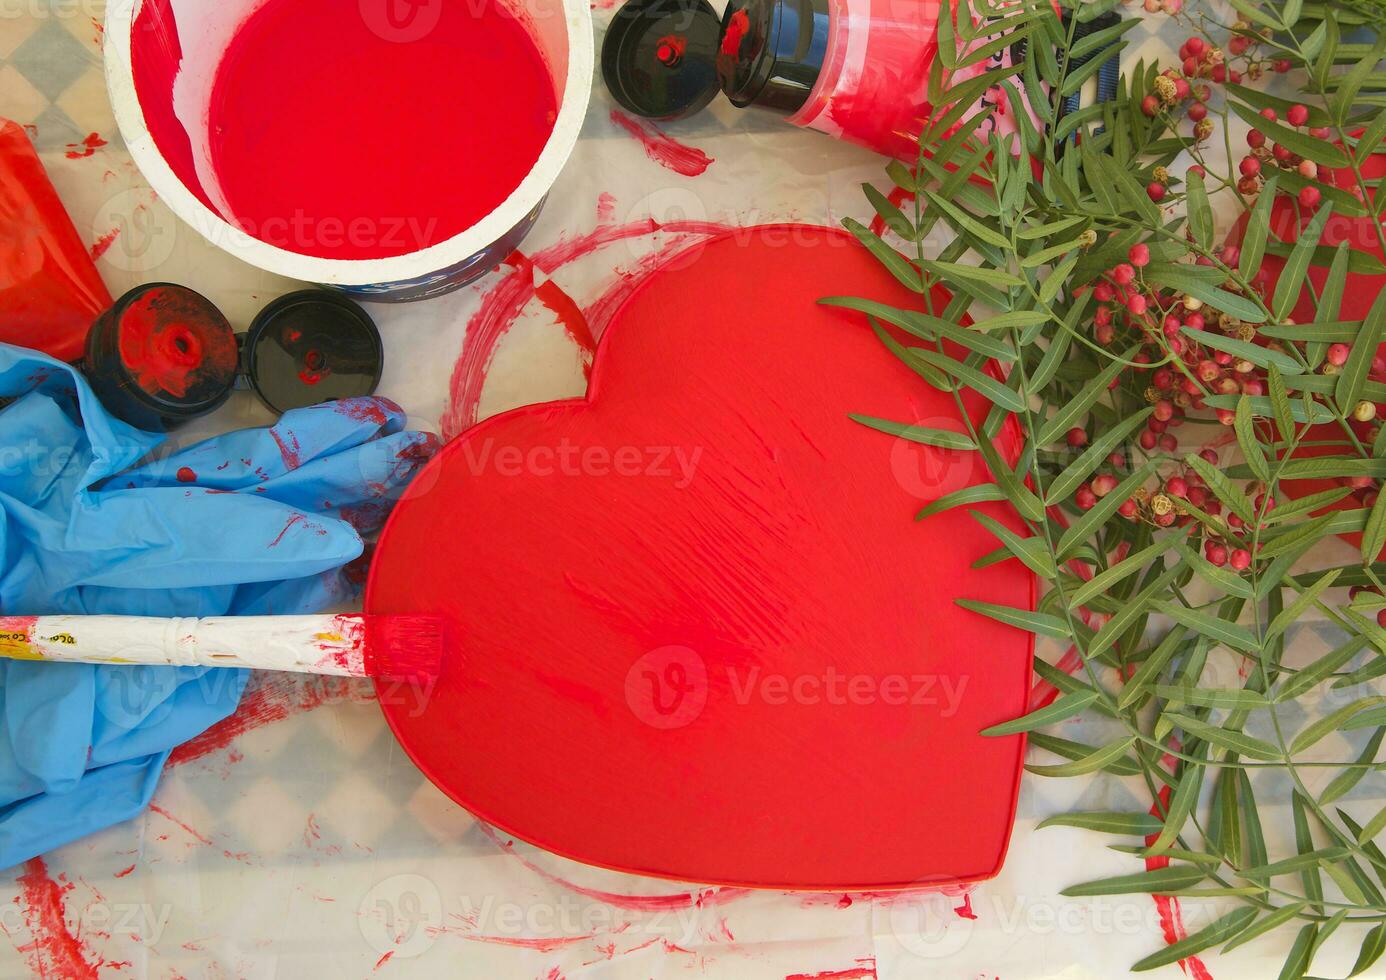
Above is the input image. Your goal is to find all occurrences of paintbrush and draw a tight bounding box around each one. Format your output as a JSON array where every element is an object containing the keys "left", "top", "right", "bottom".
[{"left": 0, "top": 613, "right": 443, "bottom": 680}]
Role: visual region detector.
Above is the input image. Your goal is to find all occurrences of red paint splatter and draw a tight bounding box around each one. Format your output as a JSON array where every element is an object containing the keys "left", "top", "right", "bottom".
[
  {"left": 1145, "top": 748, "right": 1215, "bottom": 980},
  {"left": 91, "top": 16, "right": 104, "bottom": 44},
  {"left": 655, "top": 34, "right": 687, "bottom": 64},
  {"left": 374, "top": 950, "right": 394, "bottom": 970},
  {"left": 335, "top": 397, "right": 397, "bottom": 426},
  {"left": 270, "top": 428, "right": 303, "bottom": 470},
  {"left": 113, "top": 865, "right": 135, "bottom": 878},
  {"left": 477, "top": 823, "right": 750, "bottom": 911},
  {"left": 269, "top": 513, "right": 307, "bottom": 547},
  {"left": 596, "top": 192, "right": 616, "bottom": 222},
  {"left": 148, "top": 804, "right": 213, "bottom": 846},
  {"left": 168, "top": 674, "right": 357, "bottom": 766},
  {"left": 784, "top": 963, "right": 877, "bottom": 980},
  {"left": 441, "top": 218, "right": 735, "bottom": 438},
  {"left": 90, "top": 228, "right": 120, "bottom": 261},
  {"left": 953, "top": 893, "right": 978, "bottom": 919},
  {"left": 64, "top": 133, "right": 107, "bottom": 159},
  {"left": 12, "top": 858, "right": 102, "bottom": 979},
  {"left": 609, "top": 110, "right": 714, "bottom": 177},
  {"left": 535, "top": 275, "right": 597, "bottom": 374},
  {"left": 175, "top": 466, "right": 196, "bottom": 483}
]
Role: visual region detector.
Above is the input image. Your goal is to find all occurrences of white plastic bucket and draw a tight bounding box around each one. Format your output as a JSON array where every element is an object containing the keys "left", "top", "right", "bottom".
[{"left": 103, "top": 0, "right": 593, "bottom": 301}]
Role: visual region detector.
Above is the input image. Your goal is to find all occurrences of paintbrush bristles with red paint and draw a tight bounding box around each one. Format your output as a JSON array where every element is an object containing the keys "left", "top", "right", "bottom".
[{"left": 0, "top": 614, "right": 443, "bottom": 680}]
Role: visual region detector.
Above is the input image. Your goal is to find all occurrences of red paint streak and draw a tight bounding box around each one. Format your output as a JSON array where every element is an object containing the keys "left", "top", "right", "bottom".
[
  {"left": 374, "top": 951, "right": 394, "bottom": 970},
  {"left": 64, "top": 133, "right": 107, "bottom": 159},
  {"left": 134, "top": 0, "right": 558, "bottom": 260},
  {"left": 441, "top": 218, "right": 736, "bottom": 438},
  {"left": 868, "top": 185, "right": 914, "bottom": 239},
  {"left": 116, "top": 286, "right": 238, "bottom": 399},
  {"left": 784, "top": 965, "right": 877, "bottom": 980},
  {"left": 429, "top": 927, "right": 597, "bottom": 952},
  {"left": 269, "top": 513, "right": 307, "bottom": 547},
  {"left": 721, "top": 8, "right": 749, "bottom": 56},
  {"left": 13, "top": 859, "right": 102, "bottom": 979},
  {"left": 90, "top": 228, "right": 120, "bottom": 261},
  {"left": 477, "top": 823, "right": 749, "bottom": 911},
  {"left": 0, "top": 616, "right": 36, "bottom": 648},
  {"left": 113, "top": 865, "right": 135, "bottom": 878},
  {"left": 609, "top": 110, "right": 714, "bottom": 177},
  {"left": 168, "top": 674, "right": 356, "bottom": 766},
  {"left": 1144, "top": 751, "right": 1215, "bottom": 980},
  {"left": 270, "top": 428, "right": 303, "bottom": 470},
  {"left": 175, "top": 466, "right": 196, "bottom": 483},
  {"left": 954, "top": 893, "right": 978, "bottom": 919},
  {"left": 534, "top": 276, "right": 596, "bottom": 373},
  {"left": 148, "top": 804, "right": 213, "bottom": 846},
  {"left": 335, "top": 397, "right": 397, "bottom": 426},
  {"left": 596, "top": 192, "right": 616, "bottom": 222}
]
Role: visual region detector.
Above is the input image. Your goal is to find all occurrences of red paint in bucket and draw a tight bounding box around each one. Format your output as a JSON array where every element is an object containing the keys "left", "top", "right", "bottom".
[{"left": 131, "top": 0, "right": 559, "bottom": 261}]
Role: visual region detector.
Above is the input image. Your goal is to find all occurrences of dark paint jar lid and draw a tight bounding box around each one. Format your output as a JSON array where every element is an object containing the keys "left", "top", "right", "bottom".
[
  {"left": 242, "top": 290, "right": 383, "bottom": 415},
  {"left": 602, "top": 0, "right": 724, "bottom": 119}
]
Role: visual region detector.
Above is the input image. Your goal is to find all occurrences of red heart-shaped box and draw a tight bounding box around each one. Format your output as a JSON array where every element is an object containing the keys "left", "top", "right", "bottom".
[{"left": 368, "top": 224, "right": 1035, "bottom": 889}]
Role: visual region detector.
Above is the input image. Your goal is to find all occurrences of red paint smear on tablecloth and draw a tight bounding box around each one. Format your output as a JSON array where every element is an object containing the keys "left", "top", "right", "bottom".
[
  {"left": 148, "top": 804, "right": 214, "bottom": 846},
  {"left": 954, "top": 893, "right": 978, "bottom": 919},
  {"left": 1144, "top": 753, "right": 1215, "bottom": 980},
  {"left": 64, "top": 133, "right": 107, "bottom": 159},
  {"left": 441, "top": 218, "right": 734, "bottom": 438},
  {"left": 12, "top": 858, "right": 102, "bottom": 979},
  {"left": 535, "top": 277, "right": 597, "bottom": 375},
  {"left": 113, "top": 865, "right": 135, "bottom": 879},
  {"left": 168, "top": 675, "right": 355, "bottom": 766},
  {"left": 784, "top": 963, "right": 877, "bottom": 980},
  {"left": 429, "top": 926, "right": 598, "bottom": 952},
  {"left": 477, "top": 823, "right": 750, "bottom": 911},
  {"left": 90, "top": 228, "right": 120, "bottom": 261},
  {"left": 609, "top": 110, "right": 714, "bottom": 177},
  {"left": 596, "top": 193, "right": 617, "bottom": 222},
  {"left": 374, "top": 951, "right": 394, "bottom": 970}
]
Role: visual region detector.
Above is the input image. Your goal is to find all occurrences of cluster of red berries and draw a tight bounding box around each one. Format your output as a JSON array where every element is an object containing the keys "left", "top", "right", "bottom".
[{"left": 1240, "top": 104, "right": 1330, "bottom": 208}]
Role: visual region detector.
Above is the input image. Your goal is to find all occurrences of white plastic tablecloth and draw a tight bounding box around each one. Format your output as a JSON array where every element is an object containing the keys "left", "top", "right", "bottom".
[{"left": 0, "top": 3, "right": 1381, "bottom": 978}]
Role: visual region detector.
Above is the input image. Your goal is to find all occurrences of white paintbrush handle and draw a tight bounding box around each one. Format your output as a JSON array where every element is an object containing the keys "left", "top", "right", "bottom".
[{"left": 0, "top": 614, "right": 370, "bottom": 676}]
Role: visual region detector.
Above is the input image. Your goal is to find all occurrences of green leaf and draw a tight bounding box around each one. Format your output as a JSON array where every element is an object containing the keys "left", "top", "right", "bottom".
[
  {"left": 1035, "top": 347, "right": 1135, "bottom": 447},
  {"left": 1062, "top": 866, "right": 1205, "bottom": 897},
  {"left": 910, "top": 347, "right": 1026, "bottom": 412},
  {"left": 1087, "top": 556, "right": 1184, "bottom": 661},
  {"left": 1146, "top": 266, "right": 1267, "bottom": 324},
  {"left": 1131, "top": 907, "right": 1258, "bottom": 972},
  {"left": 1356, "top": 801, "right": 1386, "bottom": 844},
  {"left": 1185, "top": 452, "right": 1257, "bottom": 524},
  {"left": 863, "top": 182, "right": 915, "bottom": 240},
  {"left": 1151, "top": 600, "right": 1260, "bottom": 653},
  {"left": 1268, "top": 363, "right": 1296, "bottom": 436},
  {"left": 1028, "top": 732, "right": 1142, "bottom": 775},
  {"left": 1046, "top": 408, "right": 1152, "bottom": 503},
  {"left": 1148, "top": 746, "right": 1207, "bottom": 855},
  {"left": 1337, "top": 286, "right": 1386, "bottom": 414},
  {"left": 850, "top": 414, "right": 977, "bottom": 450},
  {"left": 1266, "top": 570, "right": 1342, "bottom": 643},
  {"left": 1026, "top": 736, "right": 1137, "bottom": 777},
  {"left": 1222, "top": 902, "right": 1310, "bottom": 954},
  {"left": 1163, "top": 711, "right": 1283, "bottom": 761},
  {"left": 969, "top": 510, "right": 1055, "bottom": 578},
  {"left": 1240, "top": 849, "right": 1353, "bottom": 879},
  {"left": 1056, "top": 461, "right": 1159, "bottom": 561},
  {"left": 1185, "top": 170, "right": 1213, "bottom": 250},
  {"left": 922, "top": 189, "right": 1011, "bottom": 250},
  {"left": 957, "top": 599, "right": 1070, "bottom": 638},
  {"left": 1038, "top": 811, "right": 1165, "bottom": 836},
  {"left": 1185, "top": 328, "right": 1304, "bottom": 374},
  {"left": 843, "top": 218, "right": 922, "bottom": 291},
  {"left": 916, "top": 483, "right": 1007, "bottom": 520},
  {"left": 1273, "top": 204, "right": 1334, "bottom": 322},
  {"left": 1118, "top": 626, "right": 1189, "bottom": 710},
  {"left": 1281, "top": 636, "right": 1372, "bottom": 708},
  {"left": 1153, "top": 685, "right": 1269, "bottom": 710},
  {"left": 1321, "top": 728, "right": 1386, "bottom": 804},
  {"left": 1277, "top": 924, "right": 1317, "bottom": 980},
  {"left": 1235, "top": 396, "right": 1270, "bottom": 482},
  {"left": 1349, "top": 923, "right": 1386, "bottom": 977},
  {"left": 1240, "top": 175, "right": 1279, "bottom": 282},
  {"left": 982, "top": 689, "right": 1099, "bottom": 737},
  {"left": 1069, "top": 539, "right": 1170, "bottom": 611}
]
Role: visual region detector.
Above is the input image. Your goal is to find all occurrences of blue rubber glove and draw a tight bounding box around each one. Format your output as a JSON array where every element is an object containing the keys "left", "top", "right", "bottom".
[{"left": 0, "top": 344, "right": 438, "bottom": 868}]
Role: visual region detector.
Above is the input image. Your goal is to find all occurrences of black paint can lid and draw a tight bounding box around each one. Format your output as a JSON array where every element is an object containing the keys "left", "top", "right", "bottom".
[
  {"left": 602, "top": 0, "right": 723, "bottom": 119},
  {"left": 243, "top": 290, "right": 383, "bottom": 415}
]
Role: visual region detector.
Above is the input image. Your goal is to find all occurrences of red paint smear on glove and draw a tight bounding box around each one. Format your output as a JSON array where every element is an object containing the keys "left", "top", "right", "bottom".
[
  {"left": 609, "top": 110, "right": 714, "bottom": 177},
  {"left": 0, "top": 120, "right": 112, "bottom": 362},
  {"left": 12, "top": 859, "right": 102, "bottom": 980}
]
